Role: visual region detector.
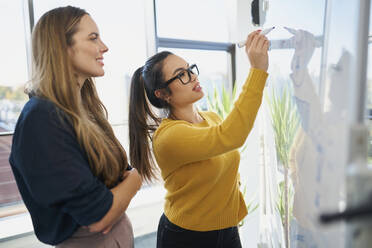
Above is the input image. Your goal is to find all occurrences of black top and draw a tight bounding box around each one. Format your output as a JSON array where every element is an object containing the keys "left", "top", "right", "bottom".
[{"left": 9, "top": 97, "right": 114, "bottom": 245}]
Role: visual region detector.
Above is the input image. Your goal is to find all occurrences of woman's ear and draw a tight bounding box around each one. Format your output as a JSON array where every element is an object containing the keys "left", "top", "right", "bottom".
[
  {"left": 154, "top": 89, "right": 170, "bottom": 99},
  {"left": 154, "top": 89, "right": 171, "bottom": 103},
  {"left": 154, "top": 89, "right": 162, "bottom": 99}
]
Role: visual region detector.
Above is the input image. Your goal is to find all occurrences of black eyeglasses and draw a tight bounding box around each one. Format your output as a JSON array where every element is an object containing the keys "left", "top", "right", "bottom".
[{"left": 163, "top": 64, "right": 199, "bottom": 87}]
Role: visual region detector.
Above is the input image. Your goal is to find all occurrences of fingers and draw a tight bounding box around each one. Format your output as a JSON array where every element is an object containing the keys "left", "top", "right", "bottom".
[
  {"left": 102, "top": 225, "right": 113, "bottom": 235},
  {"left": 246, "top": 30, "right": 261, "bottom": 48},
  {"left": 262, "top": 39, "right": 270, "bottom": 51},
  {"left": 250, "top": 34, "right": 260, "bottom": 50},
  {"left": 246, "top": 31, "right": 269, "bottom": 71},
  {"left": 245, "top": 30, "right": 270, "bottom": 51},
  {"left": 252, "top": 34, "right": 269, "bottom": 50},
  {"left": 257, "top": 35, "right": 268, "bottom": 50},
  {"left": 87, "top": 224, "right": 100, "bottom": 233},
  {"left": 88, "top": 223, "right": 113, "bottom": 234}
]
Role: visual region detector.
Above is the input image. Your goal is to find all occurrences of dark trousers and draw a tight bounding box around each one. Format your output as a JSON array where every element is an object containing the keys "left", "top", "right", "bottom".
[{"left": 157, "top": 214, "right": 242, "bottom": 248}]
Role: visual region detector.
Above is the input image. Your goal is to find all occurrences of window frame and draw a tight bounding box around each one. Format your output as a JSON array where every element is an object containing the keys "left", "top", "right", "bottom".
[
  {"left": 0, "top": 0, "right": 34, "bottom": 213},
  {"left": 153, "top": 0, "right": 237, "bottom": 88},
  {"left": 0, "top": 0, "right": 33, "bottom": 136},
  {"left": 369, "top": 37, "right": 372, "bottom": 121}
]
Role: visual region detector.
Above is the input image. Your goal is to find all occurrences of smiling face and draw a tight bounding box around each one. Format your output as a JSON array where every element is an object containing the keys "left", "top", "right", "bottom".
[
  {"left": 67, "top": 14, "right": 108, "bottom": 85},
  {"left": 158, "top": 54, "right": 204, "bottom": 109}
]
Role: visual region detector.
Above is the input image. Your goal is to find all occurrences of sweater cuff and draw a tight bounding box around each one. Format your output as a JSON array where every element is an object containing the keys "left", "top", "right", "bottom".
[{"left": 245, "top": 68, "right": 268, "bottom": 92}]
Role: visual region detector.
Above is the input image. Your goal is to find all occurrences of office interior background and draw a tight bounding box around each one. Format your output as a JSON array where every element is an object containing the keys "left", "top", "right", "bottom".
[{"left": 1, "top": 0, "right": 372, "bottom": 247}]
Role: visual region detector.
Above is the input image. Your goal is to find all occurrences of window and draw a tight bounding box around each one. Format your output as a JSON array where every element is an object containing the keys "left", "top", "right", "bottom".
[
  {"left": 155, "top": 0, "right": 230, "bottom": 42},
  {"left": 0, "top": 135, "right": 20, "bottom": 205},
  {"left": 155, "top": 0, "right": 235, "bottom": 113},
  {"left": 0, "top": 0, "right": 29, "bottom": 133},
  {"left": 0, "top": 0, "right": 29, "bottom": 212},
  {"left": 0, "top": 1, "right": 33, "bottom": 245}
]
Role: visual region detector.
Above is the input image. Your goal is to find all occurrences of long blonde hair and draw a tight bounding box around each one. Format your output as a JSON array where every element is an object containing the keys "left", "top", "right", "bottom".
[{"left": 27, "top": 6, "right": 128, "bottom": 188}]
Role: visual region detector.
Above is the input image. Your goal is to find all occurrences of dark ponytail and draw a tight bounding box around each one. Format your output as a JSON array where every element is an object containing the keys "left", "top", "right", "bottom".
[{"left": 128, "top": 51, "right": 173, "bottom": 182}]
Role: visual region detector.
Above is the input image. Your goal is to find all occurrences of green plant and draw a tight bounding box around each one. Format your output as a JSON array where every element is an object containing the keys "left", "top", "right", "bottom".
[
  {"left": 266, "top": 86, "right": 299, "bottom": 167},
  {"left": 266, "top": 85, "right": 299, "bottom": 248},
  {"left": 276, "top": 181, "right": 294, "bottom": 224},
  {"left": 206, "top": 83, "right": 237, "bottom": 120}
]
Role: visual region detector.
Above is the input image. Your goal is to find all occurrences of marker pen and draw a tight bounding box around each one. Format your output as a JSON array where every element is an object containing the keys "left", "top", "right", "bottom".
[{"left": 237, "top": 26, "right": 275, "bottom": 48}]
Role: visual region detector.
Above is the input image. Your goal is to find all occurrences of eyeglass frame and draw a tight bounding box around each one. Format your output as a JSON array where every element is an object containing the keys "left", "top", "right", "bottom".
[{"left": 161, "top": 64, "right": 199, "bottom": 88}]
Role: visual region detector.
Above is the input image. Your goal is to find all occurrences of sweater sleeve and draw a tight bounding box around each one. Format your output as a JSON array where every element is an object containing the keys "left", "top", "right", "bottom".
[
  {"left": 11, "top": 106, "right": 113, "bottom": 226},
  {"left": 154, "top": 68, "right": 268, "bottom": 166}
]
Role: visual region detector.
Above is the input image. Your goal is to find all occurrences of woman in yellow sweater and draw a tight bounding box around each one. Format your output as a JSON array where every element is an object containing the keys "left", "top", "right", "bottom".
[{"left": 128, "top": 30, "right": 269, "bottom": 248}]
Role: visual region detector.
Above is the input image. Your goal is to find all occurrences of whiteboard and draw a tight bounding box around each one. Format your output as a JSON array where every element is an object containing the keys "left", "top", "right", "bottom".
[{"left": 258, "top": 0, "right": 370, "bottom": 247}]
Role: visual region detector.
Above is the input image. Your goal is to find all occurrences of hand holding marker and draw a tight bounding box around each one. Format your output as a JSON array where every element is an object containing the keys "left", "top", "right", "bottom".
[{"left": 237, "top": 26, "right": 275, "bottom": 48}]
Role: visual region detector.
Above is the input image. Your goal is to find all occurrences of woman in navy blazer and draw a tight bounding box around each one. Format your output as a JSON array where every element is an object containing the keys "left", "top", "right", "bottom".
[{"left": 9, "top": 6, "right": 141, "bottom": 247}]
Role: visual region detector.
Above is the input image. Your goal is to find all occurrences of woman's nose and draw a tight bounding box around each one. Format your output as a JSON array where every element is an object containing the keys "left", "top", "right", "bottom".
[{"left": 100, "top": 40, "right": 109, "bottom": 53}]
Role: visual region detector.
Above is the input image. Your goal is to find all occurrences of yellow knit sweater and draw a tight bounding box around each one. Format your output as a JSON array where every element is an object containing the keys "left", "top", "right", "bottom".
[{"left": 153, "top": 68, "right": 268, "bottom": 231}]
